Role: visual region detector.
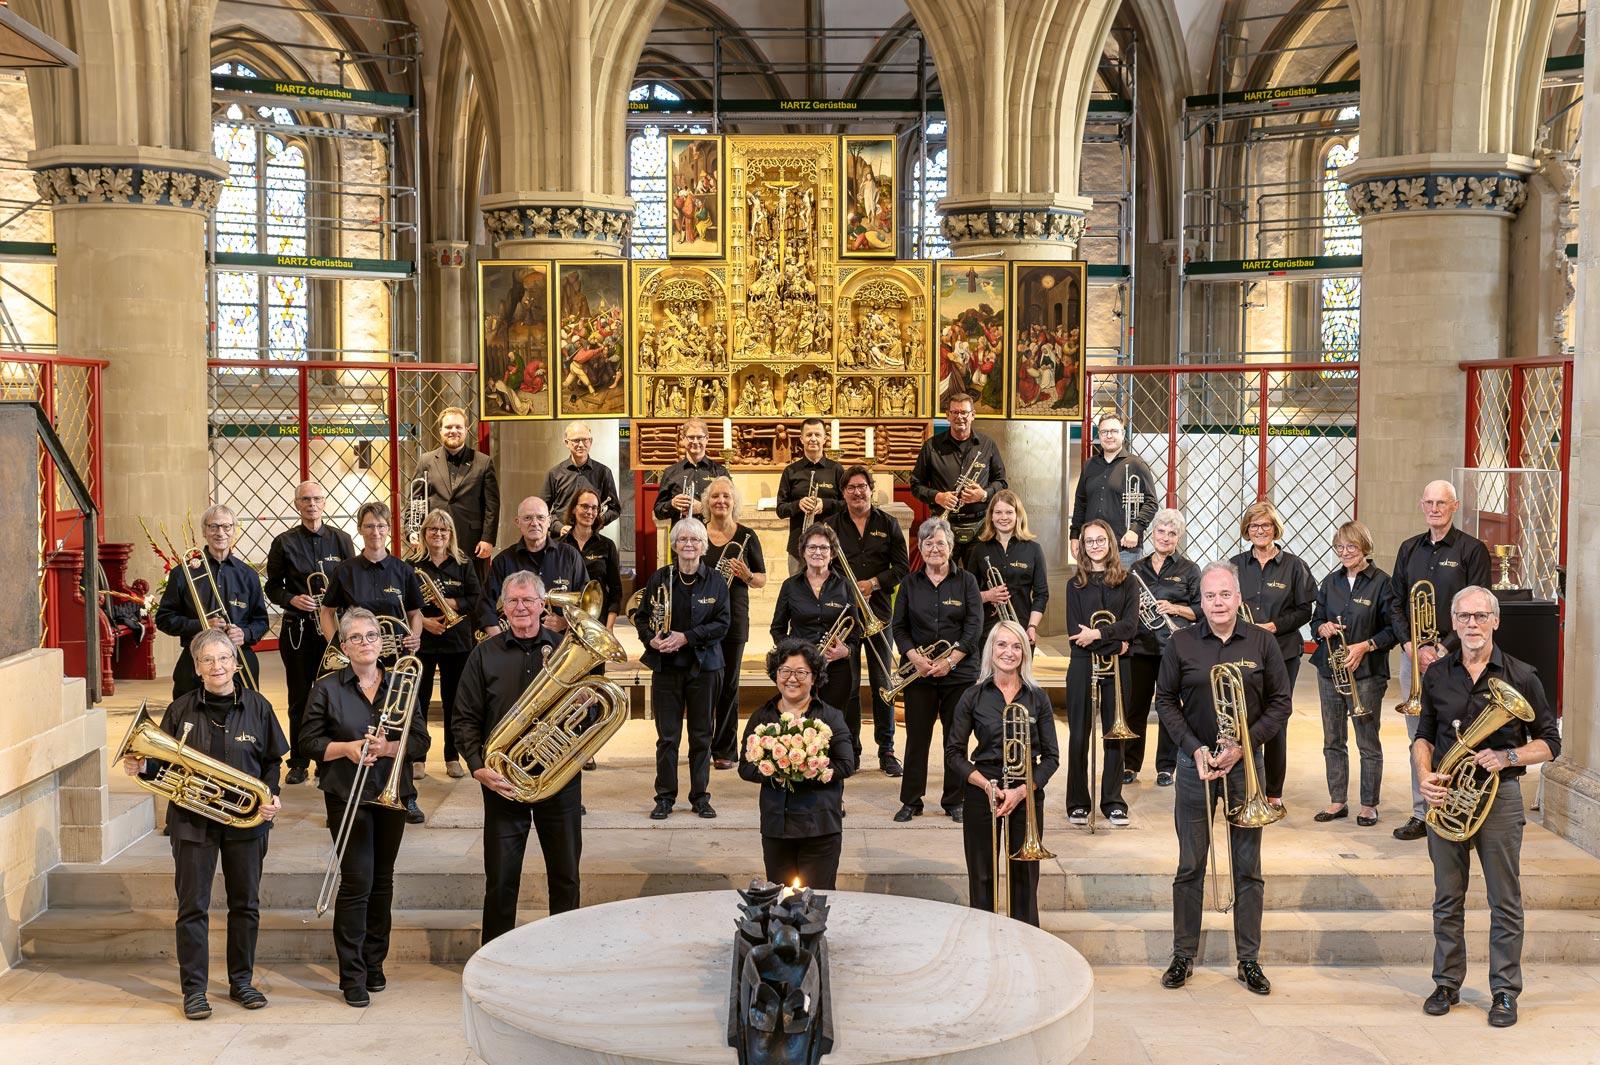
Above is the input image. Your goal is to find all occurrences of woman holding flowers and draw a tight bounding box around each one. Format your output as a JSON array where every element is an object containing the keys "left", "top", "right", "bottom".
[{"left": 738, "top": 637, "right": 859, "bottom": 889}]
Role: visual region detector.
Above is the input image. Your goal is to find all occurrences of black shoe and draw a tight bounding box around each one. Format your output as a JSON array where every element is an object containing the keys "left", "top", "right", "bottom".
[
  {"left": 879, "top": 754, "right": 903, "bottom": 778},
  {"left": 1156, "top": 771, "right": 1173, "bottom": 787},
  {"left": 285, "top": 767, "right": 308, "bottom": 786},
  {"left": 583, "top": 758, "right": 598, "bottom": 771},
  {"left": 1423, "top": 985, "right": 1459, "bottom": 1016},
  {"left": 1314, "top": 805, "right": 1349, "bottom": 822},
  {"left": 343, "top": 986, "right": 370, "bottom": 1008},
  {"left": 650, "top": 799, "right": 673, "bottom": 820},
  {"left": 228, "top": 985, "right": 267, "bottom": 1009},
  {"left": 365, "top": 970, "right": 386, "bottom": 993},
  {"left": 713, "top": 758, "right": 737, "bottom": 771},
  {"left": 893, "top": 803, "right": 921, "bottom": 822},
  {"left": 404, "top": 797, "right": 425, "bottom": 825},
  {"left": 182, "top": 992, "right": 212, "bottom": 1020},
  {"left": 947, "top": 807, "right": 964, "bottom": 824},
  {"left": 1357, "top": 810, "right": 1379, "bottom": 827},
  {"left": 580, "top": 804, "right": 588, "bottom": 816},
  {"left": 1237, "top": 960, "right": 1271, "bottom": 995},
  {"left": 1122, "top": 769, "right": 1136, "bottom": 785},
  {"left": 692, "top": 799, "right": 717, "bottom": 819},
  {"left": 1393, "top": 816, "right": 1427, "bottom": 841},
  {"left": 1160, "top": 956, "right": 1192, "bottom": 989},
  {"left": 1488, "top": 991, "right": 1517, "bottom": 1027}
]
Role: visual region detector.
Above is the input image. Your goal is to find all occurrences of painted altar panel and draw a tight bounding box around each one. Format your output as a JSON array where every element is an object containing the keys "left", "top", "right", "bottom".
[
  {"left": 935, "top": 260, "right": 1009, "bottom": 418},
  {"left": 840, "top": 135, "right": 896, "bottom": 258},
  {"left": 478, "top": 260, "right": 554, "bottom": 421},
  {"left": 1008, "top": 261, "right": 1087, "bottom": 420},
  {"left": 554, "top": 260, "right": 628, "bottom": 419}
]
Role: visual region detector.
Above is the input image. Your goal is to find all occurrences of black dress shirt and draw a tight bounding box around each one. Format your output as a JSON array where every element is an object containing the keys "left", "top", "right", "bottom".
[
  {"left": 559, "top": 530, "right": 625, "bottom": 622},
  {"left": 300, "top": 666, "right": 432, "bottom": 804},
  {"left": 965, "top": 536, "right": 1049, "bottom": 635},
  {"left": 415, "top": 445, "right": 500, "bottom": 548},
  {"left": 265, "top": 523, "right": 355, "bottom": 622},
  {"left": 1417, "top": 646, "right": 1561, "bottom": 779},
  {"left": 452, "top": 628, "right": 561, "bottom": 777},
  {"left": 823, "top": 506, "right": 908, "bottom": 624},
  {"left": 1388, "top": 526, "right": 1493, "bottom": 654},
  {"left": 946, "top": 680, "right": 1060, "bottom": 789},
  {"left": 1063, "top": 572, "right": 1139, "bottom": 659},
  {"left": 1309, "top": 564, "right": 1400, "bottom": 681},
  {"left": 542, "top": 458, "right": 622, "bottom": 532},
  {"left": 770, "top": 570, "right": 860, "bottom": 648},
  {"left": 414, "top": 554, "right": 483, "bottom": 654},
  {"left": 651, "top": 457, "right": 730, "bottom": 522},
  {"left": 140, "top": 688, "right": 287, "bottom": 844},
  {"left": 1154, "top": 620, "right": 1293, "bottom": 760},
  {"left": 484, "top": 539, "right": 590, "bottom": 621},
  {"left": 737, "top": 696, "right": 858, "bottom": 838},
  {"left": 890, "top": 568, "right": 983, "bottom": 684},
  {"left": 909, "top": 430, "right": 1007, "bottom": 533},
  {"left": 322, "top": 552, "right": 424, "bottom": 626},
  {"left": 1070, "top": 451, "right": 1157, "bottom": 545},
  {"left": 1128, "top": 553, "right": 1201, "bottom": 657},
  {"left": 1230, "top": 548, "right": 1316, "bottom": 664},
  {"left": 775, "top": 456, "right": 846, "bottom": 558},
  {"left": 704, "top": 525, "right": 767, "bottom": 643},
  {"left": 155, "top": 550, "right": 270, "bottom": 690},
  {"left": 632, "top": 564, "right": 731, "bottom": 674}
]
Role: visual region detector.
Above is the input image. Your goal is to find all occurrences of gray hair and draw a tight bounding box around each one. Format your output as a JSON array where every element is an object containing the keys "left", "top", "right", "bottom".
[
  {"left": 669, "top": 516, "right": 709, "bottom": 547},
  {"left": 201, "top": 503, "right": 235, "bottom": 528},
  {"left": 917, "top": 516, "right": 954, "bottom": 547},
  {"left": 337, "top": 607, "right": 380, "bottom": 641},
  {"left": 976, "top": 620, "right": 1041, "bottom": 691},
  {"left": 1451, "top": 585, "right": 1500, "bottom": 620},
  {"left": 1198, "top": 560, "right": 1240, "bottom": 589},
  {"left": 1150, "top": 507, "right": 1186, "bottom": 541},
  {"left": 1423, "top": 479, "right": 1458, "bottom": 503},
  {"left": 499, "top": 570, "right": 547, "bottom": 610},
  {"left": 189, "top": 627, "right": 238, "bottom": 662}
]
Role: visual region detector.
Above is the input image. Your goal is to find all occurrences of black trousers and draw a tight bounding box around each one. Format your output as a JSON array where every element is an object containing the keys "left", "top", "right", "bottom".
[
  {"left": 1263, "top": 656, "right": 1300, "bottom": 797},
  {"left": 1066, "top": 653, "right": 1131, "bottom": 815},
  {"left": 1172, "top": 748, "right": 1265, "bottom": 962},
  {"left": 171, "top": 831, "right": 267, "bottom": 995},
  {"left": 278, "top": 616, "right": 327, "bottom": 770},
  {"left": 481, "top": 778, "right": 583, "bottom": 944},
  {"left": 710, "top": 637, "right": 746, "bottom": 762},
  {"left": 653, "top": 668, "right": 720, "bottom": 804},
  {"left": 845, "top": 630, "right": 897, "bottom": 757},
  {"left": 961, "top": 783, "right": 1044, "bottom": 926},
  {"left": 760, "top": 833, "right": 843, "bottom": 891},
  {"left": 323, "top": 794, "right": 407, "bottom": 990},
  {"left": 899, "top": 680, "right": 963, "bottom": 813},
  {"left": 1124, "top": 653, "right": 1177, "bottom": 776},
  {"left": 819, "top": 655, "right": 861, "bottom": 756},
  {"left": 416, "top": 650, "right": 468, "bottom": 763}
]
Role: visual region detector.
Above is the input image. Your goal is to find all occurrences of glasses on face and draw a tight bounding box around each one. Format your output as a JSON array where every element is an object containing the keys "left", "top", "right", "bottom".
[
  {"left": 575, "top": 502, "right": 599, "bottom": 512},
  {"left": 844, "top": 483, "right": 871, "bottom": 493},
  {"left": 197, "top": 654, "right": 236, "bottom": 668},
  {"left": 520, "top": 514, "right": 550, "bottom": 525},
  {"left": 204, "top": 523, "right": 235, "bottom": 533},
  {"left": 1333, "top": 542, "right": 1361, "bottom": 554},
  {"left": 776, "top": 667, "right": 813, "bottom": 681},
  {"left": 568, "top": 437, "right": 592, "bottom": 446},
  {"left": 1247, "top": 523, "right": 1275, "bottom": 533},
  {"left": 803, "top": 544, "right": 832, "bottom": 553},
  {"left": 360, "top": 522, "right": 390, "bottom": 533},
  {"left": 674, "top": 537, "right": 703, "bottom": 547},
  {"left": 1422, "top": 499, "right": 1453, "bottom": 509},
  {"left": 948, "top": 408, "right": 973, "bottom": 420},
  {"left": 504, "top": 596, "right": 542, "bottom": 610},
  {"left": 344, "top": 631, "right": 383, "bottom": 645},
  {"left": 298, "top": 495, "right": 325, "bottom": 505},
  {"left": 684, "top": 434, "right": 708, "bottom": 444},
  {"left": 1099, "top": 428, "right": 1123, "bottom": 438},
  {"left": 1082, "top": 537, "right": 1109, "bottom": 548},
  {"left": 922, "top": 539, "right": 949, "bottom": 552},
  {"left": 426, "top": 526, "right": 449, "bottom": 536},
  {"left": 1453, "top": 611, "right": 1494, "bottom": 626}
]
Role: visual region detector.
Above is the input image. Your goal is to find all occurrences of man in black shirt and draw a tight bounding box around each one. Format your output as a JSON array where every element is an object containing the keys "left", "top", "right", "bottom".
[
  {"left": 652, "top": 418, "right": 729, "bottom": 526},
  {"left": 453, "top": 571, "right": 583, "bottom": 943},
  {"left": 541, "top": 420, "right": 622, "bottom": 535},
  {"left": 1389, "top": 479, "right": 1494, "bottom": 841},
  {"left": 483, "top": 496, "right": 590, "bottom": 637},
  {"left": 824, "top": 465, "right": 909, "bottom": 776},
  {"left": 265, "top": 480, "right": 355, "bottom": 785},
  {"left": 155, "top": 504, "right": 269, "bottom": 699},
  {"left": 1071, "top": 414, "right": 1157, "bottom": 569},
  {"left": 1413, "top": 585, "right": 1559, "bottom": 1029},
  {"left": 775, "top": 417, "right": 845, "bottom": 571},
  {"left": 1154, "top": 561, "right": 1292, "bottom": 997},
  {"left": 909, "top": 392, "right": 1006, "bottom": 559},
  {"left": 414, "top": 406, "right": 500, "bottom": 568}
]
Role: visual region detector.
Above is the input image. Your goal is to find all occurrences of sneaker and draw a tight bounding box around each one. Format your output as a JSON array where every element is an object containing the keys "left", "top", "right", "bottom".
[
  {"left": 880, "top": 753, "right": 904, "bottom": 778},
  {"left": 1156, "top": 771, "right": 1174, "bottom": 787},
  {"left": 228, "top": 985, "right": 267, "bottom": 1009},
  {"left": 284, "top": 767, "right": 308, "bottom": 786},
  {"left": 182, "top": 991, "right": 212, "bottom": 1020},
  {"left": 446, "top": 760, "right": 466, "bottom": 779},
  {"left": 1107, "top": 809, "right": 1130, "bottom": 828},
  {"left": 404, "top": 797, "right": 426, "bottom": 825},
  {"left": 1068, "top": 808, "right": 1089, "bottom": 826}
]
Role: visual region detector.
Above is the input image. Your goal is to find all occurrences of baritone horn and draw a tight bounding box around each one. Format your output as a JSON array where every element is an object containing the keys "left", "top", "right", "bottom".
[
  {"left": 1328, "top": 616, "right": 1369, "bottom": 718},
  {"left": 879, "top": 639, "right": 956, "bottom": 704},
  {"left": 992, "top": 700, "right": 1054, "bottom": 917},
  {"left": 1424, "top": 678, "right": 1536, "bottom": 842},
  {"left": 115, "top": 701, "right": 271, "bottom": 829},
  {"left": 1395, "top": 579, "right": 1440, "bottom": 717}
]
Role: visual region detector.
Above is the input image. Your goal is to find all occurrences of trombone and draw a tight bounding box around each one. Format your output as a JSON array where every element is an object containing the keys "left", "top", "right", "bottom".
[
  {"left": 161, "top": 524, "right": 258, "bottom": 691},
  {"left": 984, "top": 558, "right": 1020, "bottom": 627},
  {"left": 1327, "top": 615, "right": 1369, "bottom": 718},
  {"left": 1238, "top": 601, "right": 1256, "bottom": 625},
  {"left": 992, "top": 701, "right": 1054, "bottom": 918},
  {"left": 833, "top": 549, "right": 894, "bottom": 678},
  {"left": 1091, "top": 610, "right": 1137, "bottom": 741},
  {"left": 1394, "top": 579, "right": 1440, "bottom": 717},
  {"left": 879, "top": 639, "right": 956, "bottom": 704},
  {"left": 1203, "top": 662, "right": 1285, "bottom": 914}
]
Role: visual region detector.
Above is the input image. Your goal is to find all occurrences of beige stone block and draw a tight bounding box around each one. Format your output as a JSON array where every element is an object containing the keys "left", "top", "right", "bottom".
[
  {"left": 57, "top": 786, "right": 108, "bottom": 828},
  {"left": 0, "top": 649, "right": 66, "bottom": 749},
  {"left": 60, "top": 676, "right": 86, "bottom": 722},
  {"left": 58, "top": 751, "right": 106, "bottom": 791},
  {"left": 56, "top": 824, "right": 103, "bottom": 864}
]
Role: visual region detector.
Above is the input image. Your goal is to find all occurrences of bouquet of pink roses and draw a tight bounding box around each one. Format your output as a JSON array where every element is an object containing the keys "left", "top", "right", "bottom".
[{"left": 744, "top": 710, "right": 835, "bottom": 792}]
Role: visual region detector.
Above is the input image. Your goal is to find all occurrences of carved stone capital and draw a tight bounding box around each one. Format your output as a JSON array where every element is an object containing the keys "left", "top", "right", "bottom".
[
  {"left": 478, "top": 193, "right": 634, "bottom": 251},
  {"left": 28, "top": 146, "right": 228, "bottom": 214},
  {"left": 936, "top": 195, "right": 1092, "bottom": 254},
  {"left": 1338, "top": 154, "right": 1537, "bottom": 221}
]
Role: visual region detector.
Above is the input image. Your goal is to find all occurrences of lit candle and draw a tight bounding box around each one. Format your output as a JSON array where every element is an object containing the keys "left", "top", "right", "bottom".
[
  {"left": 723, "top": 417, "right": 733, "bottom": 450},
  {"left": 830, "top": 418, "right": 840, "bottom": 449},
  {"left": 865, "top": 426, "right": 876, "bottom": 458}
]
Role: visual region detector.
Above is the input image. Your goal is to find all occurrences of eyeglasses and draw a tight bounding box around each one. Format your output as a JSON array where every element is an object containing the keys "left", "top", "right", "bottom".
[
  {"left": 1247, "top": 523, "right": 1276, "bottom": 533},
  {"left": 504, "top": 596, "right": 542, "bottom": 609},
  {"left": 196, "top": 654, "right": 236, "bottom": 667},
  {"left": 425, "top": 527, "right": 450, "bottom": 536},
  {"left": 575, "top": 502, "right": 599, "bottom": 512},
  {"left": 1082, "top": 537, "right": 1109, "bottom": 547},
  {"left": 1453, "top": 611, "right": 1494, "bottom": 626},
  {"left": 844, "top": 483, "right": 871, "bottom": 493},
  {"left": 360, "top": 522, "right": 390, "bottom": 532},
  {"left": 568, "top": 437, "right": 593, "bottom": 446},
  {"left": 803, "top": 544, "right": 832, "bottom": 553},
  {"left": 1332, "top": 542, "right": 1362, "bottom": 554},
  {"left": 204, "top": 523, "right": 235, "bottom": 533},
  {"left": 776, "top": 667, "right": 813, "bottom": 681},
  {"left": 674, "top": 537, "right": 704, "bottom": 547},
  {"left": 344, "top": 631, "right": 383, "bottom": 645}
]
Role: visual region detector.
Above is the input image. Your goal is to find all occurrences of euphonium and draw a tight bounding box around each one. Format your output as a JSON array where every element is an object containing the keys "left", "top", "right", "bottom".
[
  {"left": 482, "top": 580, "right": 628, "bottom": 803},
  {"left": 818, "top": 612, "right": 856, "bottom": 658},
  {"left": 1090, "top": 609, "right": 1137, "bottom": 740},
  {"left": 992, "top": 701, "right": 1054, "bottom": 918},
  {"left": 417, "top": 569, "right": 464, "bottom": 629},
  {"left": 879, "top": 639, "right": 956, "bottom": 704},
  {"left": 1328, "top": 616, "right": 1369, "bottom": 718},
  {"left": 985, "top": 558, "right": 1020, "bottom": 626},
  {"left": 1425, "top": 677, "right": 1535, "bottom": 842},
  {"left": 1209, "top": 662, "right": 1284, "bottom": 829},
  {"left": 1395, "top": 579, "right": 1440, "bottom": 717},
  {"left": 115, "top": 700, "right": 271, "bottom": 829}
]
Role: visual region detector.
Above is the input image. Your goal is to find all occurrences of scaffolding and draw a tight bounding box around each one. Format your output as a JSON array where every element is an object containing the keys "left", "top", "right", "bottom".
[{"left": 0, "top": 70, "right": 58, "bottom": 353}]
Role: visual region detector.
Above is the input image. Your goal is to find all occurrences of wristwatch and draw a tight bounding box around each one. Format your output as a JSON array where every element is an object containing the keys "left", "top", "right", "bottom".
[{"left": 1505, "top": 748, "right": 1520, "bottom": 766}]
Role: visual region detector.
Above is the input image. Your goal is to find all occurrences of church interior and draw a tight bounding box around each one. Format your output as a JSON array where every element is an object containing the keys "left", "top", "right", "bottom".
[{"left": 1, "top": 0, "right": 1599, "bottom": 1062}]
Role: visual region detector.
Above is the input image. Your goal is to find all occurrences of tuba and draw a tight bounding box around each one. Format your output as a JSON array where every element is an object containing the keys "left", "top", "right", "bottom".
[
  {"left": 1328, "top": 616, "right": 1369, "bottom": 718},
  {"left": 115, "top": 700, "right": 271, "bottom": 829},
  {"left": 879, "top": 639, "right": 956, "bottom": 704},
  {"left": 482, "top": 580, "right": 629, "bottom": 803},
  {"left": 417, "top": 569, "right": 464, "bottom": 630},
  {"left": 1424, "top": 678, "right": 1536, "bottom": 842},
  {"left": 984, "top": 558, "right": 1020, "bottom": 627},
  {"left": 992, "top": 700, "right": 1054, "bottom": 917},
  {"left": 1394, "top": 579, "right": 1440, "bottom": 717}
]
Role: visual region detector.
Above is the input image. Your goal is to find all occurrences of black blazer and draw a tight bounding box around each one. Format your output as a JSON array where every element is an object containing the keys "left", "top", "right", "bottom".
[
  {"left": 632, "top": 564, "right": 731, "bottom": 673},
  {"left": 300, "top": 666, "right": 432, "bottom": 804},
  {"left": 738, "top": 696, "right": 858, "bottom": 838},
  {"left": 416, "top": 445, "right": 501, "bottom": 548}
]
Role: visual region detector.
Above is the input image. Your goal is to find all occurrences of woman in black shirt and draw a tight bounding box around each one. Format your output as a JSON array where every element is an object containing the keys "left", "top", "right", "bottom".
[
  {"left": 560, "top": 487, "right": 624, "bottom": 632},
  {"left": 1065, "top": 519, "right": 1138, "bottom": 827},
  {"left": 1124, "top": 509, "right": 1201, "bottom": 787},
  {"left": 966, "top": 489, "right": 1049, "bottom": 647},
  {"left": 771, "top": 524, "right": 861, "bottom": 751},
  {"left": 408, "top": 509, "right": 480, "bottom": 781},
  {"left": 946, "top": 620, "right": 1059, "bottom": 925},
  {"left": 702, "top": 476, "right": 768, "bottom": 768},
  {"left": 737, "top": 638, "right": 859, "bottom": 889}
]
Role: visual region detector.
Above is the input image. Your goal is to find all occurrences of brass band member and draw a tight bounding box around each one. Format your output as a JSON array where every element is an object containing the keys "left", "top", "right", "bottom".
[
  {"left": 484, "top": 496, "right": 590, "bottom": 638},
  {"left": 414, "top": 406, "right": 500, "bottom": 569},
  {"left": 771, "top": 524, "right": 861, "bottom": 748},
  {"left": 890, "top": 517, "right": 982, "bottom": 823},
  {"left": 1065, "top": 519, "right": 1138, "bottom": 827},
  {"left": 775, "top": 417, "right": 845, "bottom": 571},
  {"left": 409, "top": 509, "right": 484, "bottom": 781},
  {"left": 1229, "top": 500, "right": 1314, "bottom": 811},
  {"left": 910, "top": 391, "right": 1007, "bottom": 561},
  {"left": 946, "top": 621, "right": 1060, "bottom": 925},
  {"left": 1070, "top": 414, "right": 1157, "bottom": 568},
  {"left": 1414, "top": 586, "right": 1559, "bottom": 1028},
  {"left": 121, "top": 628, "right": 285, "bottom": 1020},
  {"left": 266, "top": 481, "right": 354, "bottom": 785},
  {"left": 737, "top": 638, "right": 859, "bottom": 890},
  {"left": 1125, "top": 509, "right": 1201, "bottom": 788},
  {"left": 453, "top": 572, "right": 582, "bottom": 943},
  {"left": 1155, "top": 562, "right": 1292, "bottom": 996},
  {"left": 1309, "top": 520, "right": 1397, "bottom": 826},
  {"left": 542, "top": 421, "right": 622, "bottom": 534},
  {"left": 823, "top": 464, "right": 909, "bottom": 777},
  {"left": 560, "top": 486, "right": 626, "bottom": 774},
  {"left": 652, "top": 418, "right": 729, "bottom": 524},
  {"left": 966, "top": 489, "right": 1048, "bottom": 646},
  {"left": 155, "top": 503, "right": 269, "bottom": 699},
  {"left": 633, "top": 517, "right": 732, "bottom": 820},
  {"left": 300, "top": 608, "right": 431, "bottom": 1007},
  {"left": 1389, "top": 479, "right": 1492, "bottom": 842},
  {"left": 702, "top": 477, "right": 768, "bottom": 769}
]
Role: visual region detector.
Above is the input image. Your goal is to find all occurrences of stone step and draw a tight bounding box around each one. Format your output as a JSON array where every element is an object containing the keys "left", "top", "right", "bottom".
[{"left": 21, "top": 905, "right": 1600, "bottom": 967}]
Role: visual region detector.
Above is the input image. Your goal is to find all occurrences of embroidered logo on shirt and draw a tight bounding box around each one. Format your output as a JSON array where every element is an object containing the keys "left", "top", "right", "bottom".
[
  {"left": 1266, "top": 581, "right": 1286, "bottom": 590},
  {"left": 1353, "top": 597, "right": 1372, "bottom": 607},
  {"left": 235, "top": 732, "right": 257, "bottom": 744},
  {"left": 383, "top": 585, "right": 402, "bottom": 597},
  {"left": 1440, "top": 559, "right": 1460, "bottom": 568},
  {"left": 698, "top": 596, "right": 717, "bottom": 605},
  {"left": 869, "top": 530, "right": 888, "bottom": 539},
  {"left": 824, "top": 600, "right": 847, "bottom": 610},
  {"left": 942, "top": 598, "right": 963, "bottom": 607}
]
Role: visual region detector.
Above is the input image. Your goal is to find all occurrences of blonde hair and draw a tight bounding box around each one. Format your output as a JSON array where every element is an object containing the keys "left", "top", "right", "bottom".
[
  {"left": 1333, "top": 519, "right": 1373, "bottom": 558},
  {"left": 407, "top": 507, "right": 466, "bottom": 564},
  {"left": 976, "top": 620, "right": 1041, "bottom": 691},
  {"left": 1238, "top": 500, "right": 1284, "bottom": 540},
  {"left": 703, "top": 475, "right": 742, "bottom": 522},
  {"left": 978, "top": 489, "right": 1036, "bottom": 542}
]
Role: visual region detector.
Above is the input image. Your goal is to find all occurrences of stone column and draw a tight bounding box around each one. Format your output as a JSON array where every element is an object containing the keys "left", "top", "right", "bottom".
[{"left": 423, "top": 241, "right": 471, "bottom": 362}]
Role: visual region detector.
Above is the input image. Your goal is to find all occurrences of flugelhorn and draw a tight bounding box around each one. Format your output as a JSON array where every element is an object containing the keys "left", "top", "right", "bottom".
[
  {"left": 115, "top": 700, "right": 271, "bottom": 829},
  {"left": 1394, "top": 579, "right": 1440, "bottom": 717},
  {"left": 1425, "top": 678, "right": 1535, "bottom": 842},
  {"left": 818, "top": 612, "right": 856, "bottom": 658},
  {"left": 306, "top": 570, "right": 328, "bottom": 610},
  {"left": 1327, "top": 615, "right": 1368, "bottom": 718},
  {"left": 418, "top": 569, "right": 464, "bottom": 629},
  {"left": 985, "top": 558, "right": 1019, "bottom": 627},
  {"left": 992, "top": 700, "right": 1054, "bottom": 918},
  {"left": 716, "top": 536, "right": 748, "bottom": 581},
  {"left": 879, "top": 639, "right": 956, "bottom": 704},
  {"left": 1129, "top": 568, "right": 1178, "bottom": 633}
]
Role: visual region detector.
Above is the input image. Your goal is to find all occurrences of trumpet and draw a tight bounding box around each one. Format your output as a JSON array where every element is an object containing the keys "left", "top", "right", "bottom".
[
  {"left": 1129, "top": 569, "right": 1178, "bottom": 633},
  {"left": 879, "top": 639, "right": 956, "bottom": 704},
  {"left": 818, "top": 612, "right": 856, "bottom": 658},
  {"left": 161, "top": 525, "right": 258, "bottom": 691},
  {"left": 800, "top": 470, "right": 819, "bottom": 530},
  {"left": 115, "top": 701, "right": 272, "bottom": 829},
  {"left": 1327, "top": 616, "right": 1368, "bottom": 718},
  {"left": 1425, "top": 677, "right": 1536, "bottom": 842},
  {"left": 418, "top": 569, "right": 464, "bottom": 630},
  {"left": 941, "top": 452, "right": 985, "bottom": 514},
  {"left": 984, "top": 558, "right": 1019, "bottom": 627},
  {"left": 402, "top": 474, "right": 429, "bottom": 547},
  {"left": 1203, "top": 661, "right": 1284, "bottom": 914},
  {"left": 992, "top": 700, "right": 1054, "bottom": 918},
  {"left": 1122, "top": 471, "right": 1144, "bottom": 537},
  {"left": 716, "top": 536, "right": 748, "bottom": 581},
  {"left": 1395, "top": 579, "right": 1440, "bottom": 717},
  {"left": 306, "top": 570, "right": 329, "bottom": 611}
]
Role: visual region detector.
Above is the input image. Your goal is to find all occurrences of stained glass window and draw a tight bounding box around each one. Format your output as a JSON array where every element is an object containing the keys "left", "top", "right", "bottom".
[
  {"left": 626, "top": 83, "right": 707, "bottom": 259},
  {"left": 1320, "top": 107, "right": 1360, "bottom": 372},
  {"left": 910, "top": 120, "right": 949, "bottom": 259},
  {"left": 212, "top": 60, "right": 309, "bottom": 364}
]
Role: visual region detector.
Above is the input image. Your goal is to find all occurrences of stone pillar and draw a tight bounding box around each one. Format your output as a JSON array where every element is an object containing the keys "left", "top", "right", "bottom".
[
  {"left": 1541, "top": 0, "right": 1600, "bottom": 857},
  {"left": 424, "top": 240, "right": 471, "bottom": 362}
]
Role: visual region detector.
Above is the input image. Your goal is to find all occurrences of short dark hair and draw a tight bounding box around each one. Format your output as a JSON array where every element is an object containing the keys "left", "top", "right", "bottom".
[
  {"left": 841, "top": 464, "right": 874, "bottom": 490},
  {"left": 801, "top": 417, "right": 826, "bottom": 431},
  {"left": 765, "top": 637, "right": 826, "bottom": 683},
  {"left": 945, "top": 391, "right": 974, "bottom": 411}
]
